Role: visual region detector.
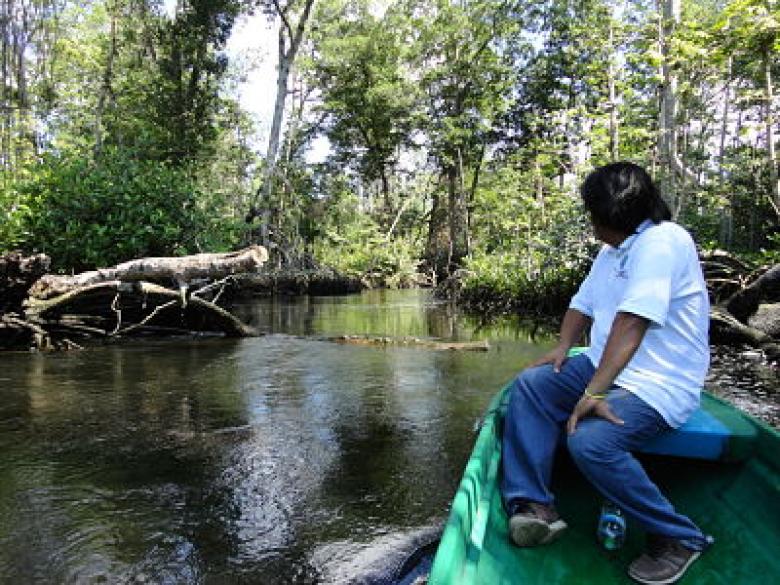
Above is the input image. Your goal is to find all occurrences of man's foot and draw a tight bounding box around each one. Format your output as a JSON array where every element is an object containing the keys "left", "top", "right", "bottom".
[
  {"left": 508, "top": 500, "right": 567, "bottom": 547},
  {"left": 628, "top": 534, "right": 706, "bottom": 584}
]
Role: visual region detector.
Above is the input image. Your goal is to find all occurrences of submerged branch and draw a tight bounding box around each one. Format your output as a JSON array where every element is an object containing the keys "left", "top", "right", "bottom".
[{"left": 325, "top": 334, "right": 490, "bottom": 351}]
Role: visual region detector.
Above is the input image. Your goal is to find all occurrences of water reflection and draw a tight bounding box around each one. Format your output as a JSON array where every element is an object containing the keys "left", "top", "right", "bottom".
[{"left": 0, "top": 290, "right": 555, "bottom": 583}]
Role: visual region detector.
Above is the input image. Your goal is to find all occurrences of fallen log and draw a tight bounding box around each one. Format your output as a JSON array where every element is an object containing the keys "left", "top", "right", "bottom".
[
  {"left": 29, "top": 246, "right": 268, "bottom": 300},
  {"left": 725, "top": 263, "right": 780, "bottom": 323},
  {"left": 326, "top": 334, "right": 490, "bottom": 351},
  {"left": 0, "top": 248, "right": 266, "bottom": 350}
]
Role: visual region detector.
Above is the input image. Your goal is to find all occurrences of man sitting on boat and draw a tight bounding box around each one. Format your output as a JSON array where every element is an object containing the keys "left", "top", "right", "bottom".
[{"left": 500, "top": 162, "right": 712, "bottom": 585}]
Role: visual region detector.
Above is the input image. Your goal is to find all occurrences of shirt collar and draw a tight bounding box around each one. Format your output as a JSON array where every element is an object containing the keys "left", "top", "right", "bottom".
[
  {"left": 635, "top": 219, "right": 654, "bottom": 234},
  {"left": 611, "top": 219, "right": 654, "bottom": 255}
]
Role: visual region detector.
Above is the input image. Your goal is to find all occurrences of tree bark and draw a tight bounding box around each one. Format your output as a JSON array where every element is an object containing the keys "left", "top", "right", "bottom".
[
  {"left": 718, "top": 58, "right": 733, "bottom": 247},
  {"left": 425, "top": 175, "right": 451, "bottom": 279},
  {"left": 657, "top": 0, "right": 703, "bottom": 206},
  {"left": 0, "top": 249, "right": 267, "bottom": 350},
  {"left": 94, "top": 1, "right": 117, "bottom": 156}
]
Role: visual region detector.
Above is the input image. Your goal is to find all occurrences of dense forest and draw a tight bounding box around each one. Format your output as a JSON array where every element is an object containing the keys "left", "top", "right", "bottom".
[{"left": 0, "top": 0, "right": 778, "bottom": 310}]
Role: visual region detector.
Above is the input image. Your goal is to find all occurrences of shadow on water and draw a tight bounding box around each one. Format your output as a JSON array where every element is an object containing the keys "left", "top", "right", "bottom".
[{"left": 0, "top": 289, "right": 555, "bottom": 583}]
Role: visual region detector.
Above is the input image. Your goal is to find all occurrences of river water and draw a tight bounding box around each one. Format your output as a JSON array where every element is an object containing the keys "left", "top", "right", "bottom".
[{"left": 0, "top": 290, "right": 556, "bottom": 584}]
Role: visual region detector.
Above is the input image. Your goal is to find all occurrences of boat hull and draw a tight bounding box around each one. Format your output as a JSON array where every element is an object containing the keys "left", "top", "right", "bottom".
[{"left": 429, "top": 382, "right": 780, "bottom": 584}]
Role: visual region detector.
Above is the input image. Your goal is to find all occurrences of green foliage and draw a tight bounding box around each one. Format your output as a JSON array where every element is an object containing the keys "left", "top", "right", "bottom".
[
  {"left": 316, "top": 232, "right": 423, "bottom": 288},
  {"left": 309, "top": 0, "right": 421, "bottom": 200},
  {"left": 15, "top": 150, "right": 236, "bottom": 271},
  {"left": 461, "top": 251, "right": 590, "bottom": 316},
  {"left": 307, "top": 173, "right": 423, "bottom": 287},
  {"left": 0, "top": 0, "right": 255, "bottom": 270},
  {"left": 3, "top": 0, "right": 778, "bottom": 309},
  {"left": 458, "top": 153, "right": 596, "bottom": 313},
  {"left": 0, "top": 184, "right": 29, "bottom": 253}
]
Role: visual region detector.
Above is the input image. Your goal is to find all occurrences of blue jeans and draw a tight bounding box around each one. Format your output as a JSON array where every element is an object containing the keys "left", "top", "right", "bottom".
[{"left": 500, "top": 353, "right": 708, "bottom": 550}]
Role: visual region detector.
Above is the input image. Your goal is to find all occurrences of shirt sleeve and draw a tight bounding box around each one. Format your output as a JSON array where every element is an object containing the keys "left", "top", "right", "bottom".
[
  {"left": 617, "top": 235, "right": 676, "bottom": 326},
  {"left": 569, "top": 253, "right": 600, "bottom": 318}
]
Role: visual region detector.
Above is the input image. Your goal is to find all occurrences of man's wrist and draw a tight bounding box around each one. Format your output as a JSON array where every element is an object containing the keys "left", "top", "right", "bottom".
[{"left": 583, "top": 388, "right": 606, "bottom": 400}]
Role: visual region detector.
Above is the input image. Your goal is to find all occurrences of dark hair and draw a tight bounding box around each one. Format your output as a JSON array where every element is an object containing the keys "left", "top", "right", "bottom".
[{"left": 580, "top": 162, "right": 671, "bottom": 234}]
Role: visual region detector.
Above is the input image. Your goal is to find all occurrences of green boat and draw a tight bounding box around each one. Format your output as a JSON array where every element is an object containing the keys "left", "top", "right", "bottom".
[{"left": 428, "top": 356, "right": 780, "bottom": 584}]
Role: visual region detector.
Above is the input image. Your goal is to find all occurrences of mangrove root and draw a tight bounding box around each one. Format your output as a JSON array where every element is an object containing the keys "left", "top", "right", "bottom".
[{"left": 24, "top": 280, "right": 257, "bottom": 338}]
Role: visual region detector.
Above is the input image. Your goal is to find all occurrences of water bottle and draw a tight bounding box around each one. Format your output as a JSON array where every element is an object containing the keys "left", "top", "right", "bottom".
[{"left": 597, "top": 502, "right": 626, "bottom": 551}]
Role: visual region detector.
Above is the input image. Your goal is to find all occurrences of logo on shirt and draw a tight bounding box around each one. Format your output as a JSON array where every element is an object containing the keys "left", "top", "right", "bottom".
[{"left": 614, "top": 254, "right": 629, "bottom": 279}]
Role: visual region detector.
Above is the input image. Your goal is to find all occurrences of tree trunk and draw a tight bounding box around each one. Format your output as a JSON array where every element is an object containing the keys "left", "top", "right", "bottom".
[
  {"left": 94, "top": 3, "right": 117, "bottom": 156},
  {"left": 380, "top": 166, "right": 390, "bottom": 217},
  {"left": 725, "top": 263, "right": 780, "bottom": 323},
  {"left": 763, "top": 41, "right": 779, "bottom": 216},
  {"left": 1, "top": 0, "right": 8, "bottom": 178},
  {"left": 327, "top": 335, "right": 489, "bottom": 351},
  {"left": 718, "top": 58, "right": 733, "bottom": 248},
  {"left": 24, "top": 280, "right": 257, "bottom": 337},
  {"left": 658, "top": 0, "right": 679, "bottom": 210},
  {"left": 447, "top": 162, "right": 469, "bottom": 270},
  {"left": 608, "top": 20, "right": 619, "bottom": 161},
  {"left": 425, "top": 177, "right": 451, "bottom": 279},
  {"left": 468, "top": 144, "right": 485, "bottom": 256},
  {"left": 254, "top": 0, "right": 315, "bottom": 244}
]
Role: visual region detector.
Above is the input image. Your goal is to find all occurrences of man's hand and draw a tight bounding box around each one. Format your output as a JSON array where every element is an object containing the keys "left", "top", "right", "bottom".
[
  {"left": 529, "top": 344, "right": 570, "bottom": 372},
  {"left": 566, "top": 395, "right": 624, "bottom": 435}
]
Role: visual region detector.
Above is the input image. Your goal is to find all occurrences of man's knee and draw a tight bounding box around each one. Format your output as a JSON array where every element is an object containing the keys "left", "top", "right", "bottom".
[
  {"left": 514, "top": 364, "right": 553, "bottom": 397},
  {"left": 567, "top": 423, "right": 614, "bottom": 466}
]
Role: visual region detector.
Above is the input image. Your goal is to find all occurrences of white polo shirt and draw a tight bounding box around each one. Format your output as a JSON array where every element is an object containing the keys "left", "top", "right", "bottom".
[{"left": 569, "top": 220, "right": 710, "bottom": 428}]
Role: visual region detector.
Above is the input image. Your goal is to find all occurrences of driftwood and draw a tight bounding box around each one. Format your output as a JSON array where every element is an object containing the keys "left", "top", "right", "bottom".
[
  {"left": 700, "top": 249, "right": 756, "bottom": 303},
  {"left": 1, "top": 248, "right": 266, "bottom": 350},
  {"left": 327, "top": 334, "right": 490, "bottom": 351}
]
